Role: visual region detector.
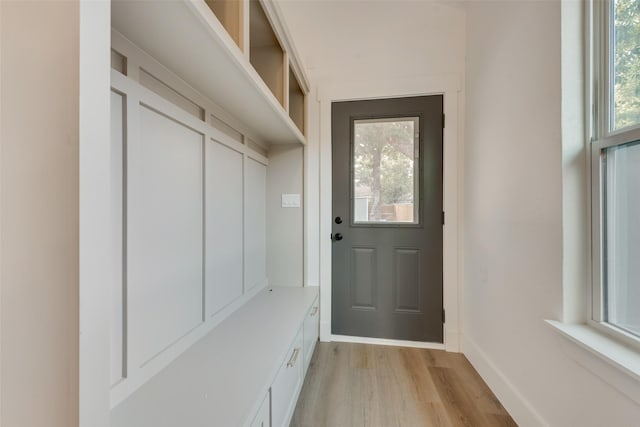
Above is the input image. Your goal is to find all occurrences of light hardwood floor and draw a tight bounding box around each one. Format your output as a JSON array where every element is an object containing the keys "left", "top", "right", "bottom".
[{"left": 291, "top": 342, "right": 517, "bottom": 427}]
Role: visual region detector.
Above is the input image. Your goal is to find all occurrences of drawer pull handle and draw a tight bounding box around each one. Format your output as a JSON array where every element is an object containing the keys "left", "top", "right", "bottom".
[
  {"left": 287, "top": 348, "right": 300, "bottom": 368},
  {"left": 310, "top": 307, "right": 318, "bottom": 316}
]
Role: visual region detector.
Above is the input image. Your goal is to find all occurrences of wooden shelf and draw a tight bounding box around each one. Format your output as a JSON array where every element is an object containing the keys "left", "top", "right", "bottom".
[{"left": 111, "top": 0, "right": 306, "bottom": 145}]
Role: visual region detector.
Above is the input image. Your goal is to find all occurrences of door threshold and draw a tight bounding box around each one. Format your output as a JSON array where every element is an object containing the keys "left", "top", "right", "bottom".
[{"left": 331, "top": 334, "right": 445, "bottom": 350}]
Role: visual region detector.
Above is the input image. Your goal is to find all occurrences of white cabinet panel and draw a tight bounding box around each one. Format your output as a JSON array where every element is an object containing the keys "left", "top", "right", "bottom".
[
  {"left": 303, "top": 296, "right": 319, "bottom": 375},
  {"left": 110, "top": 90, "right": 125, "bottom": 386},
  {"left": 245, "top": 158, "right": 267, "bottom": 291},
  {"left": 205, "top": 140, "right": 244, "bottom": 316},
  {"left": 128, "top": 105, "right": 204, "bottom": 367},
  {"left": 271, "top": 328, "right": 303, "bottom": 427},
  {"left": 250, "top": 392, "right": 271, "bottom": 427}
]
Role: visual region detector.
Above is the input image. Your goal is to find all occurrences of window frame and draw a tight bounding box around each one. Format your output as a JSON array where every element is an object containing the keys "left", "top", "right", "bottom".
[{"left": 589, "top": 0, "right": 640, "bottom": 349}]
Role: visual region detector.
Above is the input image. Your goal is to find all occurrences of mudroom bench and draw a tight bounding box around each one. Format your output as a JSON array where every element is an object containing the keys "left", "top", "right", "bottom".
[{"left": 111, "top": 286, "right": 319, "bottom": 427}]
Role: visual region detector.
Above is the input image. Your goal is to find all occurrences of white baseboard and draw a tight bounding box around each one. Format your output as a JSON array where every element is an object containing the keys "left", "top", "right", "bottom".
[
  {"left": 445, "top": 328, "right": 461, "bottom": 352},
  {"left": 462, "top": 335, "right": 548, "bottom": 427},
  {"left": 320, "top": 320, "right": 331, "bottom": 342},
  {"left": 331, "top": 334, "right": 445, "bottom": 350}
]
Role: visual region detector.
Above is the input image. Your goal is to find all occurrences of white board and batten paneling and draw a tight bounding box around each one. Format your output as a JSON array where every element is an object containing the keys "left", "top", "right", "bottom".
[
  {"left": 205, "top": 140, "right": 244, "bottom": 316},
  {"left": 245, "top": 157, "right": 268, "bottom": 292},
  {"left": 110, "top": 90, "right": 126, "bottom": 387},
  {"left": 128, "top": 104, "right": 205, "bottom": 368},
  {"left": 109, "top": 35, "right": 270, "bottom": 406}
]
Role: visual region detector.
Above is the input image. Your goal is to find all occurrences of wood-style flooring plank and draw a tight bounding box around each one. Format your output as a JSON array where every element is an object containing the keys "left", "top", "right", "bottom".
[
  {"left": 291, "top": 342, "right": 516, "bottom": 427},
  {"left": 428, "top": 366, "right": 488, "bottom": 427},
  {"left": 445, "top": 352, "right": 511, "bottom": 417}
]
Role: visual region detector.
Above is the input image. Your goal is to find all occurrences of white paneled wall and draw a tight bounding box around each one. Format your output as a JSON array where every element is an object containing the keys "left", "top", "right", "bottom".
[
  {"left": 205, "top": 140, "right": 244, "bottom": 317},
  {"left": 128, "top": 105, "right": 204, "bottom": 368},
  {"left": 110, "top": 90, "right": 125, "bottom": 387},
  {"left": 245, "top": 157, "right": 268, "bottom": 292},
  {"left": 109, "top": 33, "right": 270, "bottom": 406}
]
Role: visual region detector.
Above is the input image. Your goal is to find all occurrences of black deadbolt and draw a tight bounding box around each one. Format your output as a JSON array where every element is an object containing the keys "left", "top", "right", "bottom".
[{"left": 335, "top": 216, "right": 343, "bottom": 224}]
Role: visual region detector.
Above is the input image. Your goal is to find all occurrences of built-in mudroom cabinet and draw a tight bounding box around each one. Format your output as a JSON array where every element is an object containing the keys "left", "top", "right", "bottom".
[{"left": 107, "top": 1, "right": 318, "bottom": 426}]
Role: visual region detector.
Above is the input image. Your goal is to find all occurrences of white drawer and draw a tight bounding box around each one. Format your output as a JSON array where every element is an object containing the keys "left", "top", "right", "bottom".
[
  {"left": 271, "top": 327, "right": 303, "bottom": 427},
  {"left": 303, "top": 297, "right": 319, "bottom": 375},
  {"left": 250, "top": 392, "right": 270, "bottom": 427}
]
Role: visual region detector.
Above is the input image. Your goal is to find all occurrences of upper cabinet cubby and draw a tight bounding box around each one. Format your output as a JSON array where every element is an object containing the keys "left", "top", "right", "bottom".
[
  {"left": 111, "top": 0, "right": 309, "bottom": 145},
  {"left": 289, "top": 67, "right": 305, "bottom": 134},
  {"left": 249, "top": 0, "right": 285, "bottom": 107},
  {"left": 204, "top": 0, "right": 244, "bottom": 49}
]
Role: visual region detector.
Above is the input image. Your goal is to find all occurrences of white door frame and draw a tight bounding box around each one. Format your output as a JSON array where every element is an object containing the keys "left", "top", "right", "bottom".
[{"left": 315, "top": 74, "right": 462, "bottom": 352}]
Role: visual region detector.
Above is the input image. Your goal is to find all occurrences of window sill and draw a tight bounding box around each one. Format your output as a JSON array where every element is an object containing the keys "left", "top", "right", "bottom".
[{"left": 545, "top": 320, "right": 640, "bottom": 405}]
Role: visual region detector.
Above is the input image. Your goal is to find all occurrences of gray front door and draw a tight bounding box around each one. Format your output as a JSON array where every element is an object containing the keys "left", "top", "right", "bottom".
[{"left": 331, "top": 95, "right": 443, "bottom": 342}]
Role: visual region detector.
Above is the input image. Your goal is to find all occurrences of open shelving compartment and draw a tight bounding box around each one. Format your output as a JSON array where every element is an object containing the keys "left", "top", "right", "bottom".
[
  {"left": 204, "top": 0, "right": 244, "bottom": 49},
  {"left": 111, "top": 0, "right": 308, "bottom": 145},
  {"left": 249, "top": 0, "right": 286, "bottom": 107},
  {"left": 288, "top": 67, "right": 305, "bottom": 134}
]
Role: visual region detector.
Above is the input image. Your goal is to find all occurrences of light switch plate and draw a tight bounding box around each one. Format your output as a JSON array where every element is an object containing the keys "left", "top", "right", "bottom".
[{"left": 281, "top": 193, "right": 301, "bottom": 208}]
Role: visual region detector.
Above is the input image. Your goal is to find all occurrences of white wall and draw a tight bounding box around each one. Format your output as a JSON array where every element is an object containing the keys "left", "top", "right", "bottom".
[
  {"left": 267, "top": 145, "right": 304, "bottom": 287},
  {"left": 1, "top": 1, "right": 80, "bottom": 425},
  {"left": 280, "top": 0, "right": 465, "bottom": 86},
  {"left": 280, "top": 0, "right": 466, "bottom": 346},
  {"left": 464, "top": 1, "right": 640, "bottom": 425}
]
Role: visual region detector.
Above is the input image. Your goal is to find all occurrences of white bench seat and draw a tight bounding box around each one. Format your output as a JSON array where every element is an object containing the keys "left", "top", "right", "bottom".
[{"left": 111, "top": 286, "right": 319, "bottom": 427}]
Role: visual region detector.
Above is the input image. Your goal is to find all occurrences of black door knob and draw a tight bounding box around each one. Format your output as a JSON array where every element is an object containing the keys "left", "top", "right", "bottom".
[
  {"left": 334, "top": 233, "right": 343, "bottom": 241},
  {"left": 335, "top": 216, "right": 343, "bottom": 224}
]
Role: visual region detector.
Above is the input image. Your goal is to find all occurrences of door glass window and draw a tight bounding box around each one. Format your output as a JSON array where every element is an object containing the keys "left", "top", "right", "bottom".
[{"left": 353, "top": 117, "right": 419, "bottom": 224}]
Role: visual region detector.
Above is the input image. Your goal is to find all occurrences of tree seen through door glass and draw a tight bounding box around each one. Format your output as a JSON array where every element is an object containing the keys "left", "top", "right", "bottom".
[{"left": 353, "top": 117, "right": 419, "bottom": 224}]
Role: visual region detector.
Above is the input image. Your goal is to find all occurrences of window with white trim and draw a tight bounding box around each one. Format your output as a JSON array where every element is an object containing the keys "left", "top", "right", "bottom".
[{"left": 591, "top": 0, "right": 640, "bottom": 342}]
